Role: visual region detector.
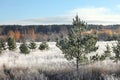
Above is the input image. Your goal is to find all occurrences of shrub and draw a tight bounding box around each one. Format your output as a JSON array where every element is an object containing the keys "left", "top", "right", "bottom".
[
  {"left": 0, "top": 39, "right": 3, "bottom": 54},
  {"left": 39, "top": 42, "right": 49, "bottom": 50},
  {"left": 29, "top": 41, "right": 37, "bottom": 50},
  {"left": 19, "top": 42, "right": 30, "bottom": 54},
  {"left": 7, "top": 37, "right": 16, "bottom": 51},
  {"left": 113, "top": 40, "right": 120, "bottom": 63},
  {"left": 0, "top": 39, "right": 7, "bottom": 54},
  {"left": 0, "top": 38, "right": 6, "bottom": 50}
]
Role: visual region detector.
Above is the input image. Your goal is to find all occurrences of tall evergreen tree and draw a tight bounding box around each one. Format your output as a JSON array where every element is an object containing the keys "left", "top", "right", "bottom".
[
  {"left": 57, "top": 15, "right": 98, "bottom": 79},
  {"left": 7, "top": 37, "right": 16, "bottom": 51}
]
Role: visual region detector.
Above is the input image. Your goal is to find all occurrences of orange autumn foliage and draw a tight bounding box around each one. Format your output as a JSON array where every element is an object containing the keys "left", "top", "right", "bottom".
[
  {"left": 98, "top": 29, "right": 113, "bottom": 36},
  {"left": 28, "top": 28, "right": 36, "bottom": 40},
  {"left": 14, "top": 31, "right": 21, "bottom": 40}
]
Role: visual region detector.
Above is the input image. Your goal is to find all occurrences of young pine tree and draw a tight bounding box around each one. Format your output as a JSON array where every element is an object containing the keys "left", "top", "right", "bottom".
[
  {"left": 29, "top": 41, "right": 37, "bottom": 50},
  {"left": 0, "top": 38, "right": 7, "bottom": 54},
  {"left": 113, "top": 40, "right": 120, "bottom": 63},
  {"left": 39, "top": 42, "right": 49, "bottom": 50},
  {"left": 57, "top": 15, "right": 98, "bottom": 79},
  {"left": 7, "top": 37, "right": 16, "bottom": 51},
  {"left": 90, "top": 54, "right": 100, "bottom": 62},
  {"left": 0, "top": 39, "right": 3, "bottom": 54},
  {"left": 95, "top": 44, "right": 112, "bottom": 61},
  {"left": 103, "top": 44, "right": 111, "bottom": 58},
  {"left": 19, "top": 42, "right": 30, "bottom": 54},
  {"left": 1, "top": 40, "right": 6, "bottom": 50}
]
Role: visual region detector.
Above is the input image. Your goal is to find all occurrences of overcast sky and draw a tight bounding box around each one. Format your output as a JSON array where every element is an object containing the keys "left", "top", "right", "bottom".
[{"left": 0, "top": 0, "right": 120, "bottom": 25}]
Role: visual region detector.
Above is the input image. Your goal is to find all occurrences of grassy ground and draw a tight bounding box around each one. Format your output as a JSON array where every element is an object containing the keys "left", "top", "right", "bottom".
[
  {"left": 0, "top": 41, "right": 119, "bottom": 80},
  {"left": 0, "top": 63, "right": 120, "bottom": 80}
]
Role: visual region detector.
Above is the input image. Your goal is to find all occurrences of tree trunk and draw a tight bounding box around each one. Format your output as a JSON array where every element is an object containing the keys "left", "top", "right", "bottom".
[{"left": 76, "top": 57, "right": 79, "bottom": 80}]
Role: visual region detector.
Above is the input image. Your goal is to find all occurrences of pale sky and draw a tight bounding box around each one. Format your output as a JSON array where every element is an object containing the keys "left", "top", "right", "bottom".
[{"left": 0, "top": 0, "right": 120, "bottom": 25}]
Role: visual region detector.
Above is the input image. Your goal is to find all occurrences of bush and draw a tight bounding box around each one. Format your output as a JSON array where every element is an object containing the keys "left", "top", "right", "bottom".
[
  {"left": 29, "top": 41, "right": 37, "bottom": 50},
  {"left": 0, "top": 39, "right": 7, "bottom": 54},
  {"left": 0, "top": 39, "right": 3, "bottom": 54},
  {"left": 19, "top": 42, "right": 30, "bottom": 54},
  {"left": 0, "top": 38, "right": 6, "bottom": 50},
  {"left": 39, "top": 42, "right": 49, "bottom": 50},
  {"left": 7, "top": 37, "right": 16, "bottom": 51}
]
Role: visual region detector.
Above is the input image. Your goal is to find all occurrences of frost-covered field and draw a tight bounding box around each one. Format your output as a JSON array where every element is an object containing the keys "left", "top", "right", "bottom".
[
  {"left": 0, "top": 41, "right": 117, "bottom": 71},
  {"left": 0, "top": 42, "right": 71, "bottom": 71},
  {"left": 0, "top": 41, "right": 120, "bottom": 80}
]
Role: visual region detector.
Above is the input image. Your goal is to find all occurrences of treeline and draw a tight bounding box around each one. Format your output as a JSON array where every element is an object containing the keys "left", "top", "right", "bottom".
[
  {"left": 0, "top": 24, "right": 119, "bottom": 41},
  {"left": 0, "top": 25, "right": 72, "bottom": 41}
]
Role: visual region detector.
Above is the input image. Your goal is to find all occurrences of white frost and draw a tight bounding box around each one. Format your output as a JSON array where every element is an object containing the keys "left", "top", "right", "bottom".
[{"left": 0, "top": 41, "right": 117, "bottom": 70}]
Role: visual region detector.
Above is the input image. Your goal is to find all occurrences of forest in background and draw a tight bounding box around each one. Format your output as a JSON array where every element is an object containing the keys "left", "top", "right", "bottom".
[{"left": 0, "top": 24, "right": 119, "bottom": 41}]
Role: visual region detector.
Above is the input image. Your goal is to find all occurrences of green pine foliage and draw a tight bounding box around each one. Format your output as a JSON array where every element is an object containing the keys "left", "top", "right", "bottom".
[
  {"left": 0, "top": 38, "right": 7, "bottom": 54},
  {"left": 113, "top": 40, "right": 120, "bottom": 62},
  {"left": 91, "top": 44, "right": 112, "bottom": 61},
  {"left": 90, "top": 54, "right": 100, "bottom": 61},
  {"left": 39, "top": 42, "right": 49, "bottom": 50},
  {"left": 29, "top": 41, "right": 37, "bottom": 50},
  {"left": 103, "top": 44, "right": 111, "bottom": 58},
  {"left": 1, "top": 40, "right": 6, "bottom": 50},
  {"left": 0, "top": 39, "right": 3, "bottom": 54},
  {"left": 19, "top": 42, "right": 30, "bottom": 54},
  {"left": 57, "top": 15, "right": 98, "bottom": 74},
  {"left": 7, "top": 37, "right": 16, "bottom": 51}
]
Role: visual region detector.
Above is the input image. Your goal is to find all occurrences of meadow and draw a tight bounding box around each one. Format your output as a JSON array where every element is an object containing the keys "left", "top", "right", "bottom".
[{"left": 0, "top": 41, "right": 119, "bottom": 80}]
